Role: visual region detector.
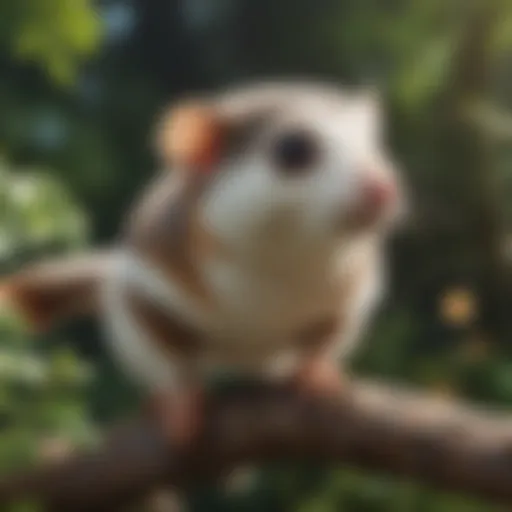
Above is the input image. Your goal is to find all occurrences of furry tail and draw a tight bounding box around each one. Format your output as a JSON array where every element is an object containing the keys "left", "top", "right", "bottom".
[{"left": 0, "top": 251, "right": 115, "bottom": 331}]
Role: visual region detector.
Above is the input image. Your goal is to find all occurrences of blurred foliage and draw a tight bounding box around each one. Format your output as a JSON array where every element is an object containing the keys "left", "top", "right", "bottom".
[
  {"left": 1, "top": 0, "right": 512, "bottom": 510},
  {"left": 0, "top": 161, "right": 97, "bottom": 512},
  {"left": 0, "top": 0, "right": 102, "bottom": 86},
  {"left": 0, "top": 160, "right": 88, "bottom": 262}
]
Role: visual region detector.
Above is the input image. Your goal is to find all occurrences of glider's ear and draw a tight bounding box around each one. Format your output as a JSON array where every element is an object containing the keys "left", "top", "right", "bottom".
[
  {"left": 154, "top": 101, "right": 226, "bottom": 172},
  {"left": 0, "top": 254, "right": 110, "bottom": 332}
]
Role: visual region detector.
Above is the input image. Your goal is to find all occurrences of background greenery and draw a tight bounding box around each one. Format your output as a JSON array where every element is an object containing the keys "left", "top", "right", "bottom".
[{"left": 1, "top": 0, "right": 512, "bottom": 510}]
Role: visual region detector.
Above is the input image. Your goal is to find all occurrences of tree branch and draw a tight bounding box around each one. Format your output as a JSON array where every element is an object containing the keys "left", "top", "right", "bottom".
[{"left": 1, "top": 379, "right": 512, "bottom": 510}]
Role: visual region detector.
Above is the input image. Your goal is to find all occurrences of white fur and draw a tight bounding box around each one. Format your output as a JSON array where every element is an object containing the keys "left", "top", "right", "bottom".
[
  {"left": 332, "top": 240, "right": 386, "bottom": 361},
  {"left": 202, "top": 235, "right": 383, "bottom": 373},
  {"left": 201, "top": 97, "right": 397, "bottom": 256},
  {"left": 195, "top": 91, "right": 396, "bottom": 376},
  {"left": 101, "top": 250, "right": 184, "bottom": 390},
  {"left": 101, "top": 83, "right": 401, "bottom": 391},
  {"left": 101, "top": 237, "right": 383, "bottom": 389}
]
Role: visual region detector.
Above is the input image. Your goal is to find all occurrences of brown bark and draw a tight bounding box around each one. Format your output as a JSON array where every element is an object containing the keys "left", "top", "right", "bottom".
[{"left": 1, "top": 380, "right": 512, "bottom": 510}]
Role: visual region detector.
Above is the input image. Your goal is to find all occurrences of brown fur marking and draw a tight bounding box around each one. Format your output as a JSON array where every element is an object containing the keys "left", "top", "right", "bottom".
[
  {"left": 127, "top": 171, "right": 223, "bottom": 309},
  {"left": 124, "top": 286, "right": 203, "bottom": 358},
  {"left": 295, "top": 315, "right": 340, "bottom": 349},
  {"left": 0, "top": 253, "right": 108, "bottom": 330}
]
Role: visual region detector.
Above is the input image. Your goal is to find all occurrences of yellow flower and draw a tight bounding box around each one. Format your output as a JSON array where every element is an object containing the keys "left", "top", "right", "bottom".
[{"left": 439, "top": 287, "right": 478, "bottom": 327}]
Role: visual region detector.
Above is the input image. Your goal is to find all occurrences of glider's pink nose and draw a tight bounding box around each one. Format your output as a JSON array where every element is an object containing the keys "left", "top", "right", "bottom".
[
  {"left": 361, "top": 177, "right": 396, "bottom": 212},
  {"left": 352, "top": 176, "right": 397, "bottom": 226}
]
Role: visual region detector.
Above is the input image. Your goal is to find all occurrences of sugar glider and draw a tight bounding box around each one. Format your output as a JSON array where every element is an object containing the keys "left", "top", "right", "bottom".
[{"left": 1, "top": 81, "right": 406, "bottom": 443}]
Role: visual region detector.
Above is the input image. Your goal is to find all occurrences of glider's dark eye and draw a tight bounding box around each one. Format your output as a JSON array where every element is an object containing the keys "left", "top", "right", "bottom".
[{"left": 271, "top": 129, "right": 319, "bottom": 176}]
